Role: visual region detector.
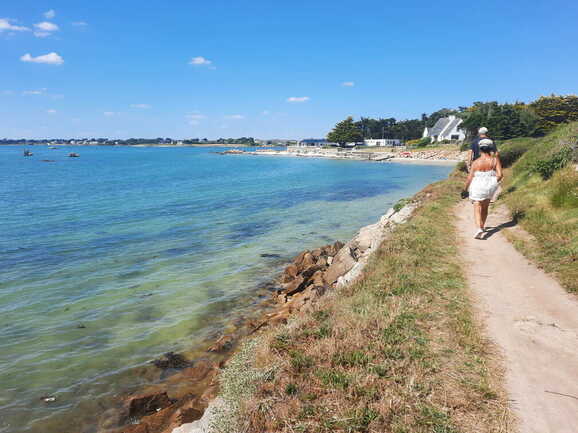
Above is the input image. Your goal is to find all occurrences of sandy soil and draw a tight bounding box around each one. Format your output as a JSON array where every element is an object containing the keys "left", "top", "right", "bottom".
[{"left": 456, "top": 201, "right": 578, "bottom": 433}]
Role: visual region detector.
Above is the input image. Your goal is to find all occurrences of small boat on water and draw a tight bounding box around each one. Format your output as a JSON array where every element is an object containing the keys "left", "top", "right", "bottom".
[
  {"left": 23, "top": 150, "right": 33, "bottom": 156},
  {"left": 68, "top": 152, "right": 80, "bottom": 158}
]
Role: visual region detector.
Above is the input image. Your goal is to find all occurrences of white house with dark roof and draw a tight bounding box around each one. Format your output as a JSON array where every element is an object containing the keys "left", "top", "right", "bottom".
[{"left": 422, "top": 115, "right": 465, "bottom": 142}]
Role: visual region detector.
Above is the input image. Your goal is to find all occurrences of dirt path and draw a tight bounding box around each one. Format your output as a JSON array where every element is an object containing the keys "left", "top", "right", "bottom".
[{"left": 456, "top": 201, "right": 578, "bottom": 433}]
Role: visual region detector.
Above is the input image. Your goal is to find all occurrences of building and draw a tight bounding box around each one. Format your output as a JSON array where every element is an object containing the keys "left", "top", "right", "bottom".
[
  {"left": 422, "top": 115, "right": 465, "bottom": 142},
  {"left": 297, "top": 138, "right": 333, "bottom": 147},
  {"left": 363, "top": 139, "right": 403, "bottom": 147}
]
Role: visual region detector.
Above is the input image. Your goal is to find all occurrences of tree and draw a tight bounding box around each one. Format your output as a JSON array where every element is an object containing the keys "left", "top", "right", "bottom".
[
  {"left": 327, "top": 117, "right": 363, "bottom": 146},
  {"left": 530, "top": 95, "right": 578, "bottom": 134}
]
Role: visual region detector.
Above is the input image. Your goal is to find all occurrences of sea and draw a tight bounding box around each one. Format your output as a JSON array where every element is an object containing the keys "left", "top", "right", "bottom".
[{"left": 0, "top": 145, "right": 453, "bottom": 433}]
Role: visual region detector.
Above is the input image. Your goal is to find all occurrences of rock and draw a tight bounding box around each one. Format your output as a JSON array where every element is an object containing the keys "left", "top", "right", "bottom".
[
  {"left": 324, "top": 246, "right": 357, "bottom": 284},
  {"left": 354, "top": 223, "right": 381, "bottom": 253},
  {"left": 327, "top": 256, "right": 333, "bottom": 265},
  {"left": 316, "top": 256, "right": 328, "bottom": 267},
  {"left": 181, "top": 360, "right": 215, "bottom": 382},
  {"left": 293, "top": 250, "right": 308, "bottom": 267},
  {"left": 311, "top": 248, "right": 323, "bottom": 259},
  {"left": 326, "top": 241, "right": 345, "bottom": 256},
  {"left": 311, "top": 270, "right": 326, "bottom": 287},
  {"left": 298, "top": 252, "right": 316, "bottom": 270},
  {"left": 390, "top": 203, "right": 417, "bottom": 224},
  {"left": 284, "top": 263, "right": 298, "bottom": 278},
  {"left": 207, "top": 335, "right": 233, "bottom": 353},
  {"left": 283, "top": 275, "right": 305, "bottom": 296},
  {"left": 126, "top": 392, "right": 173, "bottom": 419},
  {"left": 152, "top": 352, "right": 191, "bottom": 370}
]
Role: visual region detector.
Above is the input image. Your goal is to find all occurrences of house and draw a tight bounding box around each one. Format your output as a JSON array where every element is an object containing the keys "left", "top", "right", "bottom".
[
  {"left": 422, "top": 115, "right": 465, "bottom": 142},
  {"left": 363, "top": 139, "right": 403, "bottom": 147},
  {"left": 297, "top": 138, "right": 333, "bottom": 147}
]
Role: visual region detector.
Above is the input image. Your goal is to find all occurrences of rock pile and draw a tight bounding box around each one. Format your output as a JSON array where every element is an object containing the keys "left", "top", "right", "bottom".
[{"left": 264, "top": 201, "right": 418, "bottom": 326}]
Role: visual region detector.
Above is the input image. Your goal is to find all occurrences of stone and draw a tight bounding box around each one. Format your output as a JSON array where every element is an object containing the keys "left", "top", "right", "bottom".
[
  {"left": 152, "top": 352, "right": 191, "bottom": 370},
  {"left": 316, "top": 256, "right": 327, "bottom": 267},
  {"left": 283, "top": 263, "right": 298, "bottom": 279},
  {"left": 207, "top": 335, "right": 233, "bottom": 353},
  {"left": 327, "top": 256, "right": 333, "bottom": 265},
  {"left": 282, "top": 275, "right": 305, "bottom": 296},
  {"left": 324, "top": 246, "right": 357, "bottom": 284},
  {"left": 326, "top": 241, "right": 345, "bottom": 256},
  {"left": 126, "top": 392, "right": 173, "bottom": 419},
  {"left": 181, "top": 360, "right": 215, "bottom": 382},
  {"left": 311, "top": 270, "right": 326, "bottom": 286},
  {"left": 298, "top": 252, "right": 316, "bottom": 270},
  {"left": 311, "top": 248, "right": 323, "bottom": 258}
]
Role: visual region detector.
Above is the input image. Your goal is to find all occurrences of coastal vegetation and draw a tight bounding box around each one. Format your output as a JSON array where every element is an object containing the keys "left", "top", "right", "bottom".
[
  {"left": 0, "top": 137, "right": 259, "bottom": 146},
  {"left": 500, "top": 122, "right": 578, "bottom": 293},
  {"left": 329, "top": 94, "right": 578, "bottom": 144},
  {"left": 212, "top": 173, "right": 511, "bottom": 433}
]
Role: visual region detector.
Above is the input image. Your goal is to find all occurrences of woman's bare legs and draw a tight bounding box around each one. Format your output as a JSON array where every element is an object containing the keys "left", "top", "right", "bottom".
[
  {"left": 480, "top": 199, "right": 491, "bottom": 229},
  {"left": 473, "top": 201, "right": 483, "bottom": 229}
]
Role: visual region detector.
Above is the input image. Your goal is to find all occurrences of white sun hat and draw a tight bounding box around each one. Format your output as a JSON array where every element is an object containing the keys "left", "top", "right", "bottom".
[
  {"left": 479, "top": 138, "right": 494, "bottom": 148},
  {"left": 478, "top": 127, "right": 488, "bottom": 134}
]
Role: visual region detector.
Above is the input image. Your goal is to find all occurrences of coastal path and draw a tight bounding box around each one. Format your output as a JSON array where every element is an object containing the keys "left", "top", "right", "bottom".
[{"left": 455, "top": 202, "right": 578, "bottom": 433}]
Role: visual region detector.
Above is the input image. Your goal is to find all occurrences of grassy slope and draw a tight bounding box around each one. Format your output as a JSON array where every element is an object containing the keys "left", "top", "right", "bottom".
[
  {"left": 217, "top": 173, "right": 510, "bottom": 433},
  {"left": 500, "top": 122, "right": 578, "bottom": 293}
]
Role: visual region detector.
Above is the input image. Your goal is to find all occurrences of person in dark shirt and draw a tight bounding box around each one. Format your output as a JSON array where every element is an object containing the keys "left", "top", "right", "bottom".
[{"left": 468, "top": 127, "right": 497, "bottom": 171}]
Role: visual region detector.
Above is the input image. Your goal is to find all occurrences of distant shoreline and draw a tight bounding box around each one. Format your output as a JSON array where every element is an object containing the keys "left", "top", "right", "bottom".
[{"left": 221, "top": 148, "right": 465, "bottom": 165}]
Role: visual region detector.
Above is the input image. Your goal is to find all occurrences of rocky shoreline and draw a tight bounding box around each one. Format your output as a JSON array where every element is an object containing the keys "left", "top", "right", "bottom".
[
  {"left": 219, "top": 147, "right": 466, "bottom": 163},
  {"left": 105, "top": 195, "right": 423, "bottom": 433}
]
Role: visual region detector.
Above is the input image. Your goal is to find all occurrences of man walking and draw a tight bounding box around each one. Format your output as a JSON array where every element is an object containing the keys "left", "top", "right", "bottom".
[{"left": 467, "top": 127, "right": 497, "bottom": 172}]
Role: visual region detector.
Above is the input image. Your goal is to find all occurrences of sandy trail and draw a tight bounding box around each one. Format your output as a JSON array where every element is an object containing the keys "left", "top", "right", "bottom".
[{"left": 456, "top": 201, "right": 578, "bottom": 433}]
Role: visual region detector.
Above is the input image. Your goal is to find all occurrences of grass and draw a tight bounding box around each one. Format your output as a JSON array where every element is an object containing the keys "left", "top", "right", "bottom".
[
  {"left": 221, "top": 172, "right": 511, "bottom": 433},
  {"left": 500, "top": 122, "right": 578, "bottom": 293}
]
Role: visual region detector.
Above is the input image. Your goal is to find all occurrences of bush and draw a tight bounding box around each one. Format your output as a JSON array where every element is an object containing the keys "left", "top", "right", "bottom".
[
  {"left": 416, "top": 137, "right": 432, "bottom": 147},
  {"left": 498, "top": 138, "right": 537, "bottom": 168},
  {"left": 550, "top": 168, "right": 578, "bottom": 208},
  {"left": 534, "top": 146, "right": 573, "bottom": 180}
]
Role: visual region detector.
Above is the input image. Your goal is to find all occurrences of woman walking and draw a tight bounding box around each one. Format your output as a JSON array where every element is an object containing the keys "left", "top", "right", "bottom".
[{"left": 463, "top": 138, "right": 503, "bottom": 239}]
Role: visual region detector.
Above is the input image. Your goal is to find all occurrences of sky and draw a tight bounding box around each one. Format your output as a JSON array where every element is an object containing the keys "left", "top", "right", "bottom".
[{"left": 1, "top": 0, "right": 577, "bottom": 140}]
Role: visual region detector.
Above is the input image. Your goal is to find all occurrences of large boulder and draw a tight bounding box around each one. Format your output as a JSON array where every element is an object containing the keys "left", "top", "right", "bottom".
[
  {"left": 324, "top": 245, "right": 357, "bottom": 284},
  {"left": 126, "top": 392, "right": 173, "bottom": 419}
]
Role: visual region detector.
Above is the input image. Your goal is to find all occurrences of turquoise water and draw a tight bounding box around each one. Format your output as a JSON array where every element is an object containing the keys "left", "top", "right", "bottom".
[{"left": 0, "top": 145, "right": 452, "bottom": 433}]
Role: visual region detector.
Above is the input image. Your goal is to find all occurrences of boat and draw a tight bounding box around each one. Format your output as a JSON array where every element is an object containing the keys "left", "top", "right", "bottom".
[
  {"left": 23, "top": 150, "right": 33, "bottom": 156},
  {"left": 68, "top": 153, "right": 80, "bottom": 158}
]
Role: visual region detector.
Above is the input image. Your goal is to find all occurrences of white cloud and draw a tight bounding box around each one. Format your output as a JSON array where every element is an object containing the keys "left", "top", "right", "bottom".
[
  {"left": 33, "top": 21, "right": 58, "bottom": 37},
  {"left": 20, "top": 52, "right": 64, "bottom": 65},
  {"left": 189, "top": 56, "right": 212, "bottom": 66},
  {"left": 186, "top": 113, "right": 207, "bottom": 125},
  {"left": 44, "top": 10, "right": 56, "bottom": 19},
  {"left": 0, "top": 18, "right": 29, "bottom": 32},
  {"left": 2, "top": 90, "right": 14, "bottom": 95},
  {"left": 262, "top": 110, "right": 270, "bottom": 116},
  {"left": 72, "top": 21, "right": 88, "bottom": 26},
  {"left": 103, "top": 111, "right": 117, "bottom": 117},
  {"left": 23, "top": 89, "right": 47, "bottom": 95},
  {"left": 225, "top": 114, "right": 244, "bottom": 120},
  {"left": 34, "top": 21, "right": 59, "bottom": 31},
  {"left": 287, "top": 96, "right": 310, "bottom": 103},
  {"left": 46, "top": 109, "right": 57, "bottom": 114},
  {"left": 341, "top": 81, "right": 355, "bottom": 87},
  {"left": 130, "top": 103, "right": 151, "bottom": 109}
]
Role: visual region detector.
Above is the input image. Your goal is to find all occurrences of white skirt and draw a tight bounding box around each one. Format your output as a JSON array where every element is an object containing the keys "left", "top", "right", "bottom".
[{"left": 469, "top": 170, "right": 498, "bottom": 201}]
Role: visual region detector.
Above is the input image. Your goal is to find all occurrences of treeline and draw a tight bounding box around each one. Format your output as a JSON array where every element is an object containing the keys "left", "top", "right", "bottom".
[
  {"left": 0, "top": 137, "right": 256, "bottom": 145},
  {"left": 343, "top": 94, "right": 578, "bottom": 142}
]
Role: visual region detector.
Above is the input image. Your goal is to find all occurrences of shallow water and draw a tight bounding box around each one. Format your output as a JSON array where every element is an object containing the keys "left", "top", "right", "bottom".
[{"left": 0, "top": 145, "right": 452, "bottom": 432}]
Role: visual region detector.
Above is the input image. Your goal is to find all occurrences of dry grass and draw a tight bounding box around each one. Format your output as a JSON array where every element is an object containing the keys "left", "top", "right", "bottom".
[{"left": 227, "top": 174, "right": 511, "bottom": 433}]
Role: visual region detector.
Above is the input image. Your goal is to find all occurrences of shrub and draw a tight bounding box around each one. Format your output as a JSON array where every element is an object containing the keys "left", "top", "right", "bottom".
[
  {"left": 550, "top": 168, "right": 578, "bottom": 208},
  {"left": 498, "top": 137, "right": 537, "bottom": 168},
  {"left": 534, "top": 146, "right": 573, "bottom": 180},
  {"left": 416, "top": 137, "right": 432, "bottom": 147},
  {"left": 393, "top": 198, "right": 410, "bottom": 212}
]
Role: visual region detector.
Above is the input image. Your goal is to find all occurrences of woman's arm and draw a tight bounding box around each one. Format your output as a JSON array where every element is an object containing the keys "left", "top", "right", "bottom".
[
  {"left": 464, "top": 164, "right": 476, "bottom": 191},
  {"left": 495, "top": 155, "right": 503, "bottom": 181}
]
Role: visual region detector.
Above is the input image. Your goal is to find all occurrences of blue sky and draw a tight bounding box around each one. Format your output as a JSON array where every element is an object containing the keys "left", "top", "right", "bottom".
[{"left": 1, "top": 0, "right": 577, "bottom": 139}]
